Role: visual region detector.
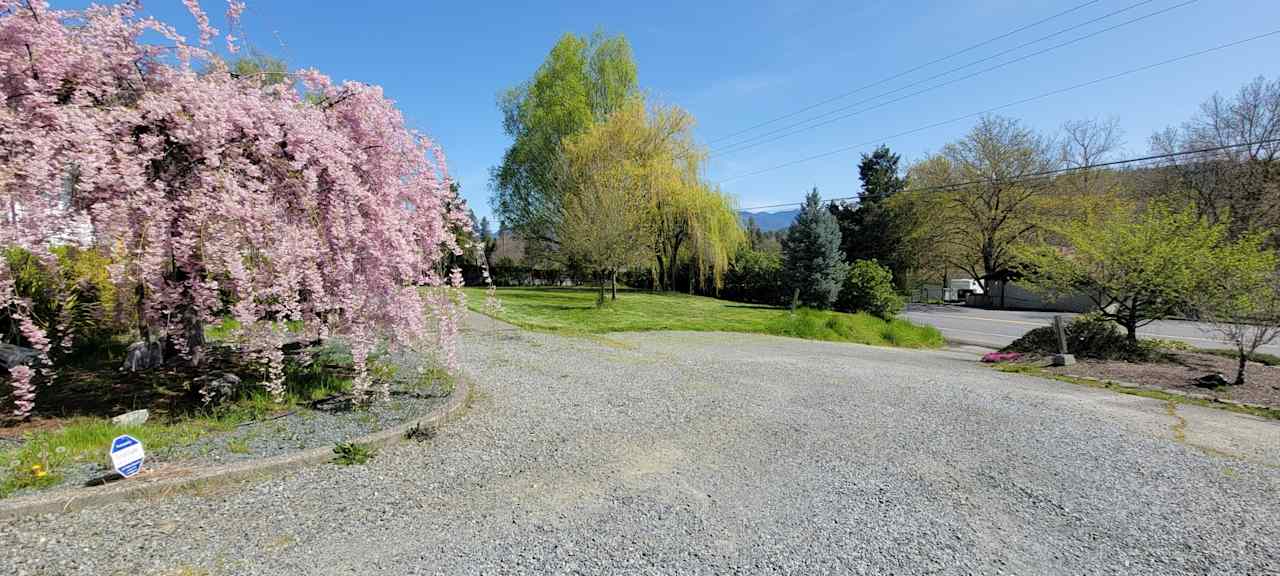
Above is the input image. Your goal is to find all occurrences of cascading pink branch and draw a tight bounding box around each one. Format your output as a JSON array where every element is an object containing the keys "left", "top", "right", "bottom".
[{"left": 0, "top": 0, "right": 470, "bottom": 414}]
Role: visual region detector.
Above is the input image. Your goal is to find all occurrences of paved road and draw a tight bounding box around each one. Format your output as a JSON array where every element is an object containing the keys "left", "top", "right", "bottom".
[
  {"left": 903, "top": 304, "right": 1280, "bottom": 354},
  {"left": 3, "top": 314, "right": 1278, "bottom": 575}
]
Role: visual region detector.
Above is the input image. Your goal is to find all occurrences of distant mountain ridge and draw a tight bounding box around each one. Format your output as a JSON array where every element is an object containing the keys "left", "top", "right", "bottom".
[{"left": 738, "top": 209, "right": 799, "bottom": 232}]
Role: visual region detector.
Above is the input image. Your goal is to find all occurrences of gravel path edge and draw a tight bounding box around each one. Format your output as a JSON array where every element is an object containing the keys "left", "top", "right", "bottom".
[
  {"left": 0, "top": 370, "right": 474, "bottom": 521},
  {"left": 1011, "top": 363, "right": 1280, "bottom": 415}
]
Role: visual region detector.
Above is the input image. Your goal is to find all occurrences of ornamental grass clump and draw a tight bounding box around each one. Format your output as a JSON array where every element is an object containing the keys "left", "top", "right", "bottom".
[{"left": 0, "top": 1, "right": 472, "bottom": 418}]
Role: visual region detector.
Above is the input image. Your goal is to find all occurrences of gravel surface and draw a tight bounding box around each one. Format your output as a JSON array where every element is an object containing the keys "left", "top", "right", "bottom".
[{"left": 2, "top": 312, "right": 1279, "bottom": 575}]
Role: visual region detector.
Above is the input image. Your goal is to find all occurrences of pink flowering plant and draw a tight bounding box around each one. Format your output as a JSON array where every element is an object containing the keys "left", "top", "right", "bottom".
[{"left": 0, "top": 1, "right": 471, "bottom": 418}]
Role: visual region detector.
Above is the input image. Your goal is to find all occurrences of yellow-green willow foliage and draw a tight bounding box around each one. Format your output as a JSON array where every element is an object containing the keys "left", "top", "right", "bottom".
[
  {"left": 554, "top": 100, "right": 744, "bottom": 296},
  {"left": 680, "top": 184, "right": 746, "bottom": 292},
  {"left": 641, "top": 105, "right": 745, "bottom": 292}
]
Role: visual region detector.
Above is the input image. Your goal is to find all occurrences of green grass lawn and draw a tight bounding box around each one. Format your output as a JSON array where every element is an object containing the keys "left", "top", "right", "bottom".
[{"left": 463, "top": 287, "right": 943, "bottom": 349}]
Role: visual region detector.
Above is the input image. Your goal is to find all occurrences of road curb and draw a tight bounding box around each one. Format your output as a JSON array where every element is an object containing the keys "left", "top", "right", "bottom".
[
  {"left": 943, "top": 337, "right": 999, "bottom": 351},
  {"left": 0, "top": 371, "right": 474, "bottom": 521}
]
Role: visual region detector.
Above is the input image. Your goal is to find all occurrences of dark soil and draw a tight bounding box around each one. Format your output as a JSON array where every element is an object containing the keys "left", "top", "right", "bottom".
[{"left": 1045, "top": 351, "right": 1280, "bottom": 408}]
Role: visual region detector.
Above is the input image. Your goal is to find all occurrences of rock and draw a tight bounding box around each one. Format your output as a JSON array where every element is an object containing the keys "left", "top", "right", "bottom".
[
  {"left": 0, "top": 343, "right": 40, "bottom": 370},
  {"left": 122, "top": 340, "right": 164, "bottom": 372},
  {"left": 1194, "top": 373, "right": 1230, "bottom": 388},
  {"left": 1051, "top": 353, "right": 1077, "bottom": 367},
  {"left": 111, "top": 409, "right": 149, "bottom": 426},
  {"left": 198, "top": 373, "right": 243, "bottom": 405}
]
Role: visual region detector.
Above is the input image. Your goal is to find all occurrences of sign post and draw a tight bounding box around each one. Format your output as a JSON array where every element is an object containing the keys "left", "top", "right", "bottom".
[
  {"left": 109, "top": 434, "right": 145, "bottom": 478},
  {"left": 1051, "top": 315, "right": 1076, "bottom": 366}
]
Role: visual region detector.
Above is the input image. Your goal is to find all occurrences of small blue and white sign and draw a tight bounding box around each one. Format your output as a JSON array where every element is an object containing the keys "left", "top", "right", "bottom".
[{"left": 109, "top": 434, "right": 145, "bottom": 478}]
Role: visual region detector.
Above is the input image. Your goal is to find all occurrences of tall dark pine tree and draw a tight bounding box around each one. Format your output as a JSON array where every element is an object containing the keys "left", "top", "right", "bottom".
[
  {"left": 783, "top": 188, "right": 848, "bottom": 309},
  {"left": 830, "top": 145, "right": 906, "bottom": 277},
  {"left": 858, "top": 145, "right": 906, "bottom": 203}
]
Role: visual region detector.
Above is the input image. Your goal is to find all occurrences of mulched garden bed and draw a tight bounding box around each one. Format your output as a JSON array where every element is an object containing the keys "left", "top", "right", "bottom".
[{"left": 1043, "top": 351, "right": 1280, "bottom": 409}]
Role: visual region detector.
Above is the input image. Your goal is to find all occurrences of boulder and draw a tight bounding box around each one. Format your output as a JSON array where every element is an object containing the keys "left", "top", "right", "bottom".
[
  {"left": 122, "top": 340, "right": 164, "bottom": 372},
  {"left": 0, "top": 342, "right": 40, "bottom": 371}
]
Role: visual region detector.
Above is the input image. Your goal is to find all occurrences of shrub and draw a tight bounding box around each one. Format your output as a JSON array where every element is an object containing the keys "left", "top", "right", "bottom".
[
  {"left": 836, "top": 260, "right": 904, "bottom": 319},
  {"left": 722, "top": 248, "right": 783, "bottom": 305},
  {"left": 1003, "top": 314, "right": 1147, "bottom": 360}
]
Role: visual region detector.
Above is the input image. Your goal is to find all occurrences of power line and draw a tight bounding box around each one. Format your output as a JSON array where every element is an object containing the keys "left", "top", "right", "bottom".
[
  {"left": 740, "top": 138, "right": 1280, "bottom": 212},
  {"left": 719, "top": 27, "right": 1280, "bottom": 187},
  {"left": 707, "top": 0, "right": 1103, "bottom": 145},
  {"left": 711, "top": 0, "right": 1190, "bottom": 157}
]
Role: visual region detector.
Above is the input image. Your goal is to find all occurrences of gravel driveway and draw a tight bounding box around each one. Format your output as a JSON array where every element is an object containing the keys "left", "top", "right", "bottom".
[{"left": 3, "top": 312, "right": 1278, "bottom": 575}]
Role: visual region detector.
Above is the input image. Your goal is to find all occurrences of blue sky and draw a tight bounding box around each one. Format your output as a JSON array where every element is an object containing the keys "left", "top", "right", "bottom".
[{"left": 71, "top": 1, "right": 1280, "bottom": 219}]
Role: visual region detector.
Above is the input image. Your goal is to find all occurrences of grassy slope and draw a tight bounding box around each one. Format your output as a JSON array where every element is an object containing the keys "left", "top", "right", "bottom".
[{"left": 463, "top": 287, "right": 943, "bottom": 349}]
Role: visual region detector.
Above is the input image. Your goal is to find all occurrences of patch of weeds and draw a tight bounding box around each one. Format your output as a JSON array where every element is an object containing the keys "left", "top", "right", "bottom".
[
  {"left": 220, "top": 389, "right": 289, "bottom": 421},
  {"left": 165, "top": 567, "right": 211, "bottom": 576},
  {"left": 405, "top": 365, "right": 452, "bottom": 394},
  {"left": 331, "top": 442, "right": 376, "bottom": 466},
  {"left": 266, "top": 534, "right": 295, "bottom": 551},
  {"left": 1, "top": 459, "right": 62, "bottom": 497},
  {"left": 466, "top": 387, "right": 487, "bottom": 409},
  {"left": 404, "top": 422, "right": 436, "bottom": 442},
  {"left": 0, "top": 417, "right": 236, "bottom": 498},
  {"left": 1165, "top": 400, "right": 1187, "bottom": 443},
  {"left": 225, "top": 438, "right": 251, "bottom": 455},
  {"left": 369, "top": 357, "right": 398, "bottom": 382},
  {"left": 589, "top": 335, "right": 638, "bottom": 350}
]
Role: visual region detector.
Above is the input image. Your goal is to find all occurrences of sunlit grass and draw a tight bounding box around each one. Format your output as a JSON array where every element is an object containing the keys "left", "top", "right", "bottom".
[
  {"left": 463, "top": 287, "right": 943, "bottom": 349},
  {"left": 0, "top": 415, "right": 241, "bottom": 497}
]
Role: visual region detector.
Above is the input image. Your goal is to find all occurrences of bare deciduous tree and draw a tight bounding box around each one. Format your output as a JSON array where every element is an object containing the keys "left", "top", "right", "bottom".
[
  {"left": 1059, "top": 117, "right": 1124, "bottom": 197},
  {"left": 1150, "top": 76, "right": 1280, "bottom": 239}
]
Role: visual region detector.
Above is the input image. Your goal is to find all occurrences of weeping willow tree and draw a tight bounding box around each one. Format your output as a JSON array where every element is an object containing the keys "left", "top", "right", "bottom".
[
  {"left": 642, "top": 105, "right": 745, "bottom": 292},
  {"left": 677, "top": 185, "right": 745, "bottom": 293},
  {"left": 550, "top": 98, "right": 743, "bottom": 297}
]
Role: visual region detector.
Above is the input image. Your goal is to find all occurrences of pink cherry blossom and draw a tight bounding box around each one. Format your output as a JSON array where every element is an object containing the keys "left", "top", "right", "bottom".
[{"left": 0, "top": 1, "right": 471, "bottom": 415}]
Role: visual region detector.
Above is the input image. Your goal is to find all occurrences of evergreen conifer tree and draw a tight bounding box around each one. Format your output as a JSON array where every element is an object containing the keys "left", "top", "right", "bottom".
[{"left": 783, "top": 188, "right": 848, "bottom": 309}]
